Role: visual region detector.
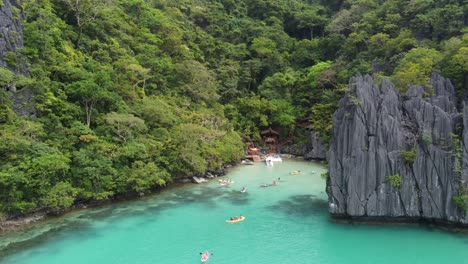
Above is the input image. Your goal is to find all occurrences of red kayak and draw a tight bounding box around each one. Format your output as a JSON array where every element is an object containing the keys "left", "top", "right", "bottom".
[{"left": 201, "top": 250, "right": 210, "bottom": 262}]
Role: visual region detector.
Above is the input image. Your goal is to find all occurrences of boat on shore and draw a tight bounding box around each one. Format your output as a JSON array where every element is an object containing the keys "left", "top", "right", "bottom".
[
  {"left": 265, "top": 154, "right": 282, "bottom": 166},
  {"left": 271, "top": 154, "right": 282, "bottom": 162}
]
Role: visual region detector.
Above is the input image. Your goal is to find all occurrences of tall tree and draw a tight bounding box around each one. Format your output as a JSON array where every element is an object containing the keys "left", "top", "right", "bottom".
[{"left": 62, "top": 0, "right": 113, "bottom": 46}]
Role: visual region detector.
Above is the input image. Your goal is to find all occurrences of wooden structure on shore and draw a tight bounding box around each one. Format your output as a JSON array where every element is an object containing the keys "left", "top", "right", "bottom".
[
  {"left": 245, "top": 142, "right": 261, "bottom": 162},
  {"left": 261, "top": 127, "right": 279, "bottom": 154}
]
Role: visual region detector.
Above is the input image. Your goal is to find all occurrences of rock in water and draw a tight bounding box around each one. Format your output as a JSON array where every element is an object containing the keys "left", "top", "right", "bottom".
[{"left": 327, "top": 72, "right": 468, "bottom": 225}]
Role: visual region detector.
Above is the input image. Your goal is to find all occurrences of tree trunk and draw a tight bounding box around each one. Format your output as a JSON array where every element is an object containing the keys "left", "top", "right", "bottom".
[
  {"left": 76, "top": 26, "right": 83, "bottom": 47},
  {"left": 85, "top": 100, "right": 94, "bottom": 128}
]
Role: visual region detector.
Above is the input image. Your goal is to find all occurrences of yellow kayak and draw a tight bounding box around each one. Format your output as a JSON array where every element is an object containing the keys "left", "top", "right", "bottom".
[{"left": 226, "top": 216, "right": 245, "bottom": 223}]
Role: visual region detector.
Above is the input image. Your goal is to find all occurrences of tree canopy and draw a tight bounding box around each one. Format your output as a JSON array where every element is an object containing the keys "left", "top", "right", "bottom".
[{"left": 0, "top": 0, "right": 467, "bottom": 216}]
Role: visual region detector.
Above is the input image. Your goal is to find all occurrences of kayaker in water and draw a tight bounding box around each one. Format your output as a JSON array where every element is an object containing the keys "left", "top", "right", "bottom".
[
  {"left": 241, "top": 186, "right": 246, "bottom": 192},
  {"left": 272, "top": 180, "right": 277, "bottom": 186}
]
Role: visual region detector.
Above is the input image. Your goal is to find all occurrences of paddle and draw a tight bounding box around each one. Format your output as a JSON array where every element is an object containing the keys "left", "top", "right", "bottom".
[{"left": 199, "top": 252, "right": 214, "bottom": 256}]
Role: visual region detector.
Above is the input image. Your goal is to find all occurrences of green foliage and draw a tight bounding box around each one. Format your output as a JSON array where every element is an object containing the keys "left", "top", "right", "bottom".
[
  {"left": 453, "top": 185, "right": 468, "bottom": 211},
  {"left": 175, "top": 60, "right": 220, "bottom": 104},
  {"left": 451, "top": 132, "right": 462, "bottom": 177},
  {"left": 306, "top": 61, "right": 333, "bottom": 88},
  {"left": 251, "top": 37, "right": 277, "bottom": 57},
  {"left": 422, "top": 130, "right": 432, "bottom": 146},
  {"left": 392, "top": 48, "right": 442, "bottom": 93},
  {"left": 258, "top": 71, "right": 297, "bottom": 100},
  {"left": 401, "top": 148, "right": 417, "bottom": 164},
  {"left": 0, "top": 0, "right": 466, "bottom": 217},
  {"left": 321, "top": 171, "right": 329, "bottom": 180},
  {"left": 453, "top": 195, "right": 468, "bottom": 211},
  {"left": 41, "top": 182, "right": 78, "bottom": 211},
  {"left": 124, "top": 161, "right": 170, "bottom": 193},
  {"left": 0, "top": 68, "right": 14, "bottom": 86},
  {"left": 105, "top": 112, "right": 147, "bottom": 142},
  {"left": 309, "top": 103, "right": 335, "bottom": 145},
  {"left": 387, "top": 174, "right": 403, "bottom": 188}
]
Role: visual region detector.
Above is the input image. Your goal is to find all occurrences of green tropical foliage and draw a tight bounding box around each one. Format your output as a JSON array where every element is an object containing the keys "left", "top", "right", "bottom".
[
  {"left": 1, "top": 0, "right": 467, "bottom": 216},
  {"left": 387, "top": 174, "right": 403, "bottom": 189}
]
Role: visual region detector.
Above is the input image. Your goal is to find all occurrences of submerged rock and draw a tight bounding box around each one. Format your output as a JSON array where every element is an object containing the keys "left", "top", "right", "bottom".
[{"left": 327, "top": 72, "right": 468, "bottom": 225}]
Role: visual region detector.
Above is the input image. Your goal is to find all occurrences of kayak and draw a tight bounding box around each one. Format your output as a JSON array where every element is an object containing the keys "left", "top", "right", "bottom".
[
  {"left": 201, "top": 250, "right": 210, "bottom": 262},
  {"left": 226, "top": 216, "right": 245, "bottom": 223}
]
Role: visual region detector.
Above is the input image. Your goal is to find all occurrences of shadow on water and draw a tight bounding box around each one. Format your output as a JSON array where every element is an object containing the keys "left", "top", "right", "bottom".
[
  {"left": 267, "top": 194, "right": 328, "bottom": 217},
  {"left": 219, "top": 189, "right": 250, "bottom": 206},
  {"left": 0, "top": 183, "right": 248, "bottom": 258}
]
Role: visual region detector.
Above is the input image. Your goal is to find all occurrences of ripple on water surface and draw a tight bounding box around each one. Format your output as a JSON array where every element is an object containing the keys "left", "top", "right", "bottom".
[{"left": 2, "top": 159, "right": 468, "bottom": 264}]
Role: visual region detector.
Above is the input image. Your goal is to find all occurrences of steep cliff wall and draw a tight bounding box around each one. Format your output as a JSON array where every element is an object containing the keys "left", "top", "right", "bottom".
[
  {"left": 327, "top": 72, "right": 468, "bottom": 225},
  {"left": 0, "top": 0, "right": 35, "bottom": 118},
  {"left": 0, "top": 0, "right": 24, "bottom": 72}
]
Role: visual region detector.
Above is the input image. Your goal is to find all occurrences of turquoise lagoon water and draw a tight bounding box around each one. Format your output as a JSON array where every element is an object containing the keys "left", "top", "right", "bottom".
[{"left": 1, "top": 159, "right": 468, "bottom": 264}]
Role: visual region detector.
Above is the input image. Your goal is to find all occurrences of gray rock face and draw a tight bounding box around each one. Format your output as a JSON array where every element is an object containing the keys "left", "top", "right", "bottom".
[
  {"left": 0, "top": 1, "right": 34, "bottom": 118},
  {"left": 302, "top": 131, "right": 327, "bottom": 160},
  {"left": 0, "top": 0, "right": 25, "bottom": 72},
  {"left": 327, "top": 72, "right": 468, "bottom": 225}
]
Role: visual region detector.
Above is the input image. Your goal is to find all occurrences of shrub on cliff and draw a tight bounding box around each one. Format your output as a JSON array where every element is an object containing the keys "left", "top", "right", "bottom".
[{"left": 387, "top": 174, "right": 403, "bottom": 188}]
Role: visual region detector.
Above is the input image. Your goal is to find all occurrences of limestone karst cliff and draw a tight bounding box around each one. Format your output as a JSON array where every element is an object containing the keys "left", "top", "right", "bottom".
[
  {"left": 327, "top": 72, "right": 468, "bottom": 225},
  {"left": 0, "top": 0, "right": 25, "bottom": 73},
  {"left": 0, "top": 0, "right": 35, "bottom": 117}
]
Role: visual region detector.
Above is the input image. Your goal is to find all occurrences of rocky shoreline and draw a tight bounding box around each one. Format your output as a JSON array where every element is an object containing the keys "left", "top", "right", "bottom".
[{"left": 0, "top": 163, "right": 234, "bottom": 233}]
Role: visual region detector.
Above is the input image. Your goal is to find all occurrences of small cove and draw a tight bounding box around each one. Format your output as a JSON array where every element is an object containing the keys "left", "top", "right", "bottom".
[{"left": 1, "top": 159, "right": 468, "bottom": 264}]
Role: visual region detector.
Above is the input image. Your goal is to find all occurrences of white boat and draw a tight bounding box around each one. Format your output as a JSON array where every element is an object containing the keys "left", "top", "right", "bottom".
[{"left": 271, "top": 154, "right": 282, "bottom": 162}]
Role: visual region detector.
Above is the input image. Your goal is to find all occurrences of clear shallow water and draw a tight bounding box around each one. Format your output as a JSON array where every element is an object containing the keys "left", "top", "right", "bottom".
[{"left": 1, "top": 159, "right": 468, "bottom": 264}]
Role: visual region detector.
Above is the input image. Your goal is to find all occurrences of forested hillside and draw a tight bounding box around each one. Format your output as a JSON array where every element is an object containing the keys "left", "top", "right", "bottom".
[{"left": 0, "top": 0, "right": 466, "bottom": 217}]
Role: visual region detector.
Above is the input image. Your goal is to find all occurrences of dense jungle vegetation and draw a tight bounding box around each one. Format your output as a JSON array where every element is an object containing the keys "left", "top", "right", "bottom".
[{"left": 0, "top": 0, "right": 467, "bottom": 217}]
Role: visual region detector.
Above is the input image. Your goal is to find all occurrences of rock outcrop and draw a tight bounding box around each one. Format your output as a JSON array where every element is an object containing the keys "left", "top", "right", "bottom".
[
  {"left": 0, "top": 0, "right": 25, "bottom": 73},
  {"left": 327, "top": 72, "right": 468, "bottom": 225},
  {"left": 302, "top": 131, "right": 327, "bottom": 160},
  {"left": 0, "top": 0, "right": 35, "bottom": 118}
]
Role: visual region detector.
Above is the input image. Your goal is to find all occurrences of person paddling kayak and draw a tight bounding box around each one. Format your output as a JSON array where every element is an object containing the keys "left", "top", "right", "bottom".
[{"left": 200, "top": 250, "right": 213, "bottom": 262}]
